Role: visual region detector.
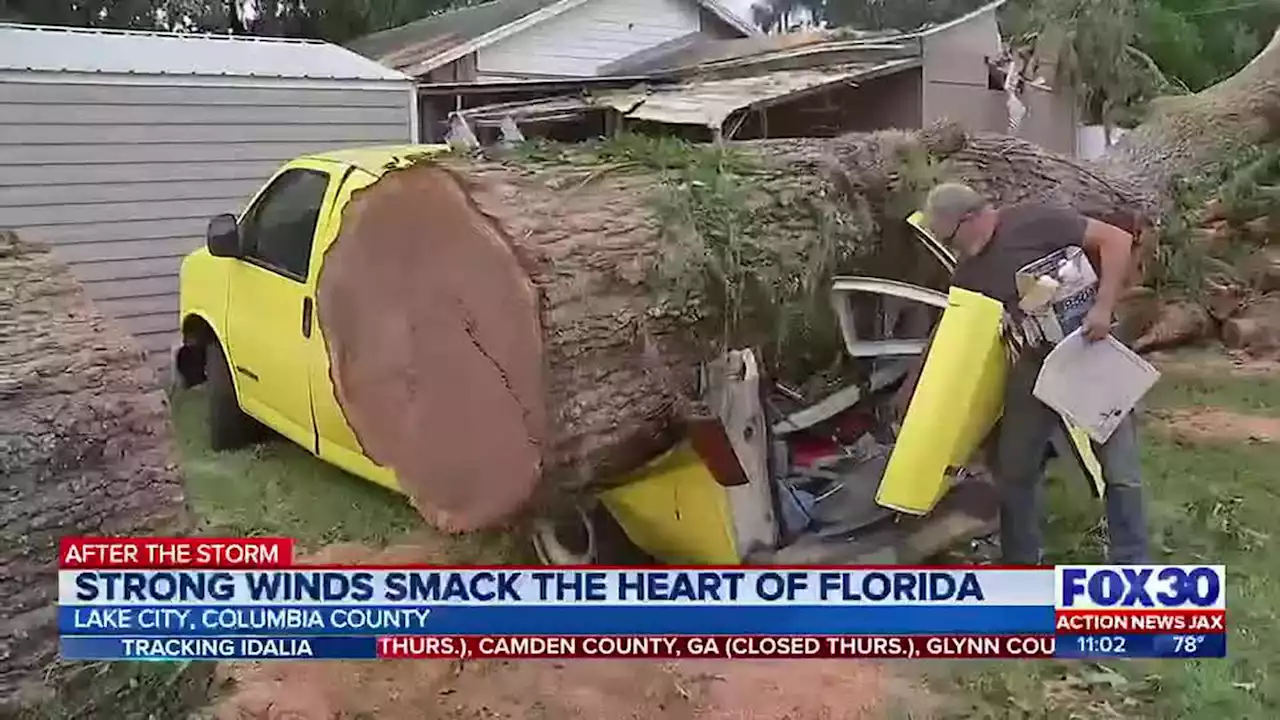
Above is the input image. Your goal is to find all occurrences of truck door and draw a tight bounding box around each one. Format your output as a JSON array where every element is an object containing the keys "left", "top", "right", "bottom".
[
  {"left": 225, "top": 163, "right": 335, "bottom": 451},
  {"left": 303, "top": 168, "right": 404, "bottom": 491}
]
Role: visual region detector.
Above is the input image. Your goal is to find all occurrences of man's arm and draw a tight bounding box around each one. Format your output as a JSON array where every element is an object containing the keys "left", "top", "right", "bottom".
[{"left": 1080, "top": 217, "right": 1135, "bottom": 338}]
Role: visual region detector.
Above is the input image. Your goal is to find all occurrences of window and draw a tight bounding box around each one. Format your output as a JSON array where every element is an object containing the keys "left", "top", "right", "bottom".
[{"left": 241, "top": 169, "right": 330, "bottom": 281}]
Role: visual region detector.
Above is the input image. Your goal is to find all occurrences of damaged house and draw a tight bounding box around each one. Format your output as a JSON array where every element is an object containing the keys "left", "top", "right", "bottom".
[
  {"left": 346, "top": 0, "right": 757, "bottom": 141},
  {"left": 352, "top": 0, "right": 1078, "bottom": 155}
]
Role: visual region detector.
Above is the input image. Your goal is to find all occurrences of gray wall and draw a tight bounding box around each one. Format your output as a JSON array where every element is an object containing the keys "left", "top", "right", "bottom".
[
  {"left": 920, "top": 6, "right": 1077, "bottom": 156},
  {"left": 0, "top": 80, "right": 413, "bottom": 355}
]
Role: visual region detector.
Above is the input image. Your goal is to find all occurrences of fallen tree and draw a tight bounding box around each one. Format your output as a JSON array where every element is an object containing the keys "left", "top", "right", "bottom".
[
  {"left": 0, "top": 231, "right": 188, "bottom": 713},
  {"left": 317, "top": 29, "right": 1280, "bottom": 532}
]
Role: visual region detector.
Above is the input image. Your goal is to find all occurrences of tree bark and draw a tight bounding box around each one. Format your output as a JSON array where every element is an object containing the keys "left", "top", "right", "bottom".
[
  {"left": 316, "top": 147, "right": 850, "bottom": 531},
  {"left": 0, "top": 231, "right": 188, "bottom": 712},
  {"left": 317, "top": 30, "right": 1280, "bottom": 532},
  {"left": 1104, "top": 29, "right": 1280, "bottom": 202}
]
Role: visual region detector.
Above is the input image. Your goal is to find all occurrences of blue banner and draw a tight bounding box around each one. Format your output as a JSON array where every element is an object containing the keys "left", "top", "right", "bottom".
[
  {"left": 1055, "top": 633, "right": 1226, "bottom": 659},
  {"left": 59, "top": 632, "right": 1228, "bottom": 661},
  {"left": 58, "top": 604, "right": 1052, "bottom": 636},
  {"left": 62, "top": 635, "right": 374, "bottom": 661}
]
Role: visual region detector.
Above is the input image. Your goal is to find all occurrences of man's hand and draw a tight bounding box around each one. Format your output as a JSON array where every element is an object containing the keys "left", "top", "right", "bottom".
[{"left": 1082, "top": 303, "right": 1113, "bottom": 342}]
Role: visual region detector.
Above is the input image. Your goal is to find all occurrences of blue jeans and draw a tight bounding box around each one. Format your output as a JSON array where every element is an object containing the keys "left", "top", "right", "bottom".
[{"left": 995, "top": 348, "right": 1150, "bottom": 565}]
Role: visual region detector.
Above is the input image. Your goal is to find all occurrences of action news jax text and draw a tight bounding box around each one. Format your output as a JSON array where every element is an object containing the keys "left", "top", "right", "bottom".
[{"left": 57, "top": 538, "right": 1228, "bottom": 661}]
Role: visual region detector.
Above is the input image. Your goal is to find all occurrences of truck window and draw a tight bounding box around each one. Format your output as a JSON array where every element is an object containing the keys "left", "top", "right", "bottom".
[{"left": 240, "top": 168, "right": 330, "bottom": 281}]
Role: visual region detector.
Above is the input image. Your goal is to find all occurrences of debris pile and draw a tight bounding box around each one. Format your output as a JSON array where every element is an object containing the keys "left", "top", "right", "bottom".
[{"left": 0, "top": 230, "right": 188, "bottom": 712}]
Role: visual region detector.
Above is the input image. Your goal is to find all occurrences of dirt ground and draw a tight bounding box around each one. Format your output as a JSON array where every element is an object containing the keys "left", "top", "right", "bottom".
[
  {"left": 210, "top": 542, "right": 918, "bottom": 720},
  {"left": 1153, "top": 407, "right": 1280, "bottom": 443},
  {"left": 1148, "top": 350, "right": 1280, "bottom": 442},
  {"left": 1147, "top": 348, "right": 1280, "bottom": 378}
]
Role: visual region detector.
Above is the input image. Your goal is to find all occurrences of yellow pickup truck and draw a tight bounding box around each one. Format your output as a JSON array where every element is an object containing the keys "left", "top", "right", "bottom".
[{"left": 176, "top": 145, "right": 1102, "bottom": 566}]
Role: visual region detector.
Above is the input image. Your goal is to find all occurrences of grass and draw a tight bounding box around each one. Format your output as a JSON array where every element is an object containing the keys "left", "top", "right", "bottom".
[
  {"left": 1145, "top": 370, "right": 1280, "bottom": 416},
  {"left": 921, "top": 353, "right": 1280, "bottom": 719},
  {"left": 170, "top": 389, "right": 423, "bottom": 547}
]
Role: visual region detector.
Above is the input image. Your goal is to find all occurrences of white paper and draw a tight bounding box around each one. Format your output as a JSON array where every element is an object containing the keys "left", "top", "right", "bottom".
[{"left": 1033, "top": 329, "right": 1161, "bottom": 444}]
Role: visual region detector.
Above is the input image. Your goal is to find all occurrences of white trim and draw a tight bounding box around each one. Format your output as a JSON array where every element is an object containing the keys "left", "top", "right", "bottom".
[
  {"left": 829, "top": 277, "right": 950, "bottom": 360},
  {"left": 696, "top": 0, "right": 760, "bottom": 36},
  {"left": 409, "top": 86, "right": 422, "bottom": 142},
  {"left": 915, "top": 0, "right": 1006, "bottom": 39},
  {"left": 402, "top": 0, "right": 757, "bottom": 76},
  {"left": 0, "top": 70, "right": 413, "bottom": 92}
]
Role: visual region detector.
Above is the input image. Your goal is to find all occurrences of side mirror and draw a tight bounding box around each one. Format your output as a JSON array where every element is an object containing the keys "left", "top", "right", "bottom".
[{"left": 206, "top": 214, "right": 241, "bottom": 258}]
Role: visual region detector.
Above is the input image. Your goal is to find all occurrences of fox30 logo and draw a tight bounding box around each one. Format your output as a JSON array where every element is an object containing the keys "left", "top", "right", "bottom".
[{"left": 1056, "top": 565, "right": 1225, "bottom": 609}]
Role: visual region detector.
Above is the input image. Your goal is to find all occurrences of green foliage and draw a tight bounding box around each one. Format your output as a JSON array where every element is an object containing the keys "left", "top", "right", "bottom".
[
  {"left": 548, "top": 134, "right": 857, "bottom": 380},
  {"left": 1148, "top": 178, "right": 1208, "bottom": 296},
  {"left": 1146, "top": 143, "right": 1280, "bottom": 297},
  {"left": 1138, "top": 0, "right": 1280, "bottom": 92},
  {"left": 1004, "top": 0, "right": 1177, "bottom": 127},
  {"left": 1216, "top": 147, "right": 1280, "bottom": 225}
]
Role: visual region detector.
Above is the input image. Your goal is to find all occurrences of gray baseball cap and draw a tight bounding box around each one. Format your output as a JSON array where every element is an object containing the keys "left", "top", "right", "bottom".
[{"left": 921, "top": 183, "right": 987, "bottom": 242}]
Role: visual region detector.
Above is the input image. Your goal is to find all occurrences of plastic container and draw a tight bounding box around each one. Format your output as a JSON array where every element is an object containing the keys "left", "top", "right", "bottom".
[{"left": 1015, "top": 246, "right": 1098, "bottom": 346}]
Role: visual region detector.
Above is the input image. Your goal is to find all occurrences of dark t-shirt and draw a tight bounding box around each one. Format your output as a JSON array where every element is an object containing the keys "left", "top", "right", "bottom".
[{"left": 950, "top": 202, "right": 1089, "bottom": 313}]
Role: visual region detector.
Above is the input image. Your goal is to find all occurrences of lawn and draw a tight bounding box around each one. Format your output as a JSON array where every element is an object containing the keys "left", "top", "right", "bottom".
[
  {"left": 170, "top": 389, "right": 521, "bottom": 560},
  {"left": 919, "top": 352, "right": 1280, "bottom": 719},
  {"left": 170, "top": 389, "right": 423, "bottom": 547}
]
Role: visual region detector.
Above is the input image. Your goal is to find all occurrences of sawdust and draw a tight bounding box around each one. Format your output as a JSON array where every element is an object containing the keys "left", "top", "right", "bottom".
[
  {"left": 212, "top": 655, "right": 893, "bottom": 720},
  {"left": 1152, "top": 408, "right": 1280, "bottom": 443},
  {"left": 208, "top": 540, "right": 903, "bottom": 720}
]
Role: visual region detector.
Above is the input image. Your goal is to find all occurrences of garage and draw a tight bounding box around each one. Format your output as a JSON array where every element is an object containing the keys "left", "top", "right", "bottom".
[{"left": 0, "top": 22, "right": 418, "bottom": 355}]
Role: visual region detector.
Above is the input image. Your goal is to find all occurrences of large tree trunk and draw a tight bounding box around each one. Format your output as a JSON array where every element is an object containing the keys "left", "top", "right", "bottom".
[
  {"left": 318, "top": 32, "right": 1280, "bottom": 532},
  {"left": 1104, "top": 29, "right": 1280, "bottom": 202},
  {"left": 0, "top": 231, "right": 188, "bottom": 713}
]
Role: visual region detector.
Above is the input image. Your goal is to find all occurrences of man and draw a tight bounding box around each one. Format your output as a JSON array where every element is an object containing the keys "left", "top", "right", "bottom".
[{"left": 904, "top": 182, "right": 1149, "bottom": 565}]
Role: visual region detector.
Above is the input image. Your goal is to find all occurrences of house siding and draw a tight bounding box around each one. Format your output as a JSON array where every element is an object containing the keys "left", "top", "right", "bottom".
[
  {"left": 475, "top": 0, "right": 718, "bottom": 80},
  {"left": 0, "top": 79, "right": 413, "bottom": 354},
  {"left": 921, "top": 6, "right": 1076, "bottom": 155}
]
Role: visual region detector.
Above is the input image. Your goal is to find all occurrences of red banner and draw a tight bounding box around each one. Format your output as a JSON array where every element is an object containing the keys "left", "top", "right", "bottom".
[
  {"left": 376, "top": 634, "right": 1057, "bottom": 660},
  {"left": 1055, "top": 609, "right": 1225, "bottom": 633},
  {"left": 59, "top": 537, "right": 293, "bottom": 569}
]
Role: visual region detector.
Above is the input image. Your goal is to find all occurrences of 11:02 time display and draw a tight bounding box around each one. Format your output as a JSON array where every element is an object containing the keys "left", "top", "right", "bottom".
[{"left": 1073, "top": 635, "right": 1128, "bottom": 655}]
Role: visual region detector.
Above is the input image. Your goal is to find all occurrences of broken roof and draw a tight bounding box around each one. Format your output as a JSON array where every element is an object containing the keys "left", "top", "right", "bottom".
[
  {"left": 603, "top": 0, "right": 1009, "bottom": 77},
  {"left": 454, "top": 57, "right": 921, "bottom": 134},
  {"left": 348, "top": 0, "right": 756, "bottom": 78}
]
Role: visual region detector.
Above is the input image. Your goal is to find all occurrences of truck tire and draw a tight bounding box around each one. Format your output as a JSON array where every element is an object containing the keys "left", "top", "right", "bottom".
[
  {"left": 206, "top": 339, "right": 262, "bottom": 451},
  {"left": 531, "top": 501, "right": 653, "bottom": 566}
]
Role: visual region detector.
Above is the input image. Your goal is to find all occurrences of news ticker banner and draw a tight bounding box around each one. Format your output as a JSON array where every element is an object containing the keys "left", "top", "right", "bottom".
[{"left": 57, "top": 538, "right": 1227, "bottom": 661}]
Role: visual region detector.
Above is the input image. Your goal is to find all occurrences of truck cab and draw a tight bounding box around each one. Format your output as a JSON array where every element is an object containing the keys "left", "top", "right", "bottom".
[{"left": 177, "top": 146, "right": 448, "bottom": 491}]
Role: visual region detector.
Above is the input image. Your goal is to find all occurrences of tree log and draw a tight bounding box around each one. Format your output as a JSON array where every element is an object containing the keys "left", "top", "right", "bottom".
[
  {"left": 1104, "top": 29, "right": 1280, "bottom": 202},
  {"left": 318, "top": 30, "right": 1280, "bottom": 531},
  {"left": 317, "top": 147, "right": 854, "bottom": 531},
  {"left": 1222, "top": 294, "right": 1280, "bottom": 351},
  {"left": 0, "top": 232, "right": 188, "bottom": 711}
]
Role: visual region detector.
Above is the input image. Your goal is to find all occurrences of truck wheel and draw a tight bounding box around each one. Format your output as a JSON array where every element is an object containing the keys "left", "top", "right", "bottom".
[
  {"left": 531, "top": 502, "right": 652, "bottom": 566},
  {"left": 206, "top": 339, "right": 262, "bottom": 451}
]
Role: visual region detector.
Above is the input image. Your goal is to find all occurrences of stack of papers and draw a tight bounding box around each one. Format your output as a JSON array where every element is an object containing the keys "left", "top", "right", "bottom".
[{"left": 1033, "top": 329, "right": 1161, "bottom": 443}]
